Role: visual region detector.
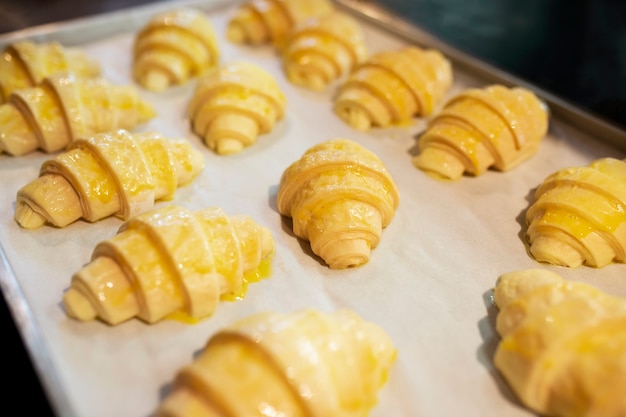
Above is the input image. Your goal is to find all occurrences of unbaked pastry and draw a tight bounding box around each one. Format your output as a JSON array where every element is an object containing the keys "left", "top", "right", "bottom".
[
  {"left": 14, "top": 129, "right": 204, "bottom": 229},
  {"left": 493, "top": 269, "right": 626, "bottom": 417},
  {"left": 276, "top": 138, "right": 400, "bottom": 269},
  {"left": 281, "top": 12, "right": 367, "bottom": 91},
  {"left": 412, "top": 84, "right": 549, "bottom": 180},
  {"left": 133, "top": 8, "right": 220, "bottom": 92},
  {"left": 188, "top": 61, "right": 286, "bottom": 155},
  {"left": 0, "top": 40, "right": 100, "bottom": 102},
  {"left": 334, "top": 46, "right": 453, "bottom": 130},
  {"left": 156, "top": 308, "right": 396, "bottom": 417},
  {"left": 526, "top": 157, "right": 626, "bottom": 268},
  {"left": 63, "top": 205, "right": 275, "bottom": 325},
  {"left": 226, "top": 0, "right": 334, "bottom": 47},
  {"left": 0, "top": 72, "right": 155, "bottom": 156}
]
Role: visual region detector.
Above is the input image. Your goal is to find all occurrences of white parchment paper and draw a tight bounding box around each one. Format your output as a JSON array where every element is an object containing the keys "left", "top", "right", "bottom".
[{"left": 1, "top": 1, "right": 625, "bottom": 416}]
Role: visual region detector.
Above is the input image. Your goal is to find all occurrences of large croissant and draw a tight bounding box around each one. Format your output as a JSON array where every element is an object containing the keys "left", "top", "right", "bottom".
[
  {"left": 133, "top": 8, "right": 220, "bottom": 92},
  {"left": 14, "top": 129, "right": 204, "bottom": 229},
  {"left": 188, "top": 61, "right": 286, "bottom": 155},
  {"left": 334, "top": 46, "right": 453, "bottom": 131},
  {"left": 412, "top": 84, "right": 549, "bottom": 180},
  {"left": 276, "top": 139, "right": 400, "bottom": 269},
  {"left": 226, "top": 0, "right": 334, "bottom": 47},
  {"left": 492, "top": 269, "right": 626, "bottom": 417},
  {"left": 525, "top": 157, "right": 626, "bottom": 268},
  {"left": 156, "top": 308, "right": 396, "bottom": 417},
  {"left": 63, "top": 205, "right": 275, "bottom": 325},
  {"left": 281, "top": 12, "right": 368, "bottom": 91},
  {"left": 0, "top": 72, "right": 155, "bottom": 156},
  {"left": 0, "top": 40, "right": 100, "bottom": 102}
]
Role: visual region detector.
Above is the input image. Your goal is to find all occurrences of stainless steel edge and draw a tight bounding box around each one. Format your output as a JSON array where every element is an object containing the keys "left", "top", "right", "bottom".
[
  {"left": 334, "top": 0, "right": 626, "bottom": 153},
  {"left": 0, "top": 244, "right": 77, "bottom": 417}
]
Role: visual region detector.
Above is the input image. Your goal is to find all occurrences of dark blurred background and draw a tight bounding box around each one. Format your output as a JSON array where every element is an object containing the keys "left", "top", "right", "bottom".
[{"left": 0, "top": 0, "right": 624, "bottom": 416}]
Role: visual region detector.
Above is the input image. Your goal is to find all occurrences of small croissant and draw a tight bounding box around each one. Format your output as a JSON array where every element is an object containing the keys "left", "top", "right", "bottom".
[
  {"left": 492, "top": 269, "right": 626, "bottom": 417},
  {"left": 14, "top": 129, "right": 204, "bottom": 229},
  {"left": 281, "top": 12, "right": 368, "bottom": 91},
  {"left": 412, "top": 84, "right": 549, "bottom": 180},
  {"left": 63, "top": 205, "right": 275, "bottom": 325},
  {"left": 0, "top": 72, "right": 156, "bottom": 156},
  {"left": 133, "top": 8, "right": 220, "bottom": 92},
  {"left": 226, "top": 0, "right": 334, "bottom": 47},
  {"left": 156, "top": 308, "right": 396, "bottom": 417},
  {"left": 276, "top": 139, "right": 400, "bottom": 269},
  {"left": 334, "top": 46, "right": 453, "bottom": 131},
  {"left": 0, "top": 40, "right": 100, "bottom": 102},
  {"left": 188, "top": 61, "right": 286, "bottom": 155},
  {"left": 526, "top": 157, "right": 626, "bottom": 268}
]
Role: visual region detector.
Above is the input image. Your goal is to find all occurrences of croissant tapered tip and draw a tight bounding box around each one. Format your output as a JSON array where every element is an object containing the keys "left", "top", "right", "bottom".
[
  {"left": 323, "top": 238, "right": 371, "bottom": 269},
  {"left": 412, "top": 147, "right": 465, "bottom": 181},
  {"left": 14, "top": 201, "right": 46, "bottom": 229},
  {"left": 529, "top": 236, "right": 584, "bottom": 268},
  {"left": 226, "top": 21, "right": 246, "bottom": 44},
  {"left": 334, "top": 105, "right": 371, "bottom": 131},
  {"left": 142, "top": 71, "right": 172, "bottom": 93},
  {"left": 63, "top": 288, "right": 97, "bottom": 322},
  {"left": 494, "top": 269, "right": 565, "bottom": 310}
]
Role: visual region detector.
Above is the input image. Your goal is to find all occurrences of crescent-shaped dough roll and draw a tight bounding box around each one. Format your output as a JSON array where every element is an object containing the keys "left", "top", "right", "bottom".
[
  {"left": 281, "top": 12, "right": 368, "bottom": 91},
  {"left": 0, "top": 40, "right": 100, "bottom": 102},
  {"left": 492, "top": 269, "right": 626, "bottom": 417},
  {"left": 412, "top": 84, "right": 549, "bottom": 181},
  {"left": 133, "top": 8, "right": 220, "bottom": 92},
  {"left": 525, "top": 157, "right": 626, "bottom": 268},
  {"left": 226, "top": 0, "right": 334, "bottom": 47},
  {"left": 0, "top": 72, "right": 156, "bottom": 156},
  {"left": 156, "top": 308, "right": 396, "bottom": 417},
  {"left": 334, "top": 46, "right": 453, "bottom": 131},
  {"left": 188, "top": 61, "right": 286, "bottom": 155},
  {"left": 63, "top": 205, "right": 275, "bottom": 325},
  {"left": 276, "top": 139, "right": 400, "bottom": 269},
  {"left": 14, "top": 129, "right": 204, "bottom": 229}
]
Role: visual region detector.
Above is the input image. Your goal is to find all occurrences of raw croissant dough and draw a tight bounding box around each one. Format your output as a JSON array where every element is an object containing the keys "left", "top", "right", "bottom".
[
  {"left": 188, "top": 61, "right": 286, "bottom": 155},
  {"left": 276, "top": 139, "right": 400, "bottom": 269},
  {"left": 412, "top": 84, "right": 549, "bottom": 180},
  {"left": 14, "top": 129, "right": 204, "bottom": 229},
  {"left": 334, "top": 46, "right": 453, "bottom": 131},
  {"left": 156, "top": 308, "right": 396, "bottom": 417},
  {"left": 133, "top": 8, "right": 220, "bottom": 92},
  {"left": 0, "top": 40, "right": 100, "bottom": 102},
  {"left": 492, "top": 269, "right": 626, "bottom": 417},
  {"left": 526, "top": 157, "right": 626, "bottom": 268},
  {"left": 63, "top": 205, "right": 275, "bottom": 325},
  {"left": 0, "top": 72, "right": 155, "bottom": 156},
  {"left": 281, "top": 12, "right": 367, "bottom": 91},
  {"left": 226, "top": 0, "right": 334, "bottom": 47}
]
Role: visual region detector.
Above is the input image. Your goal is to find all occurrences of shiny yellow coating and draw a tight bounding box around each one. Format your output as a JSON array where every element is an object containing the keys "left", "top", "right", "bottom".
[
  {"left": 412, "top": 84, "right": 549, "bottom": 180},
  {"left": 492, "top": 269, "right": 626, "bottom": 417},
  {"left": 14, "top": 129, "right": 204, "bottom": 229},
  {"left": 62, "top": 205, "right": 275, "bottom": 325},
  {"left": 277, "top": 138, "right": 400, "bottom": 269},
  {"left": 155, "top": 308, "right": 396, "bottom": 417},
  {"left": 226, "top": 0, "right": 334, "bottom": 47},
  {"left": 0, "top": 40, "right": 100, "bottom": 102},
  {"left": 526, "top": 157, "right": 626, "bottom": 268},
  {"left": 133, "top": 8, "right": 220, "bottom": 92},
  {"left": 334, "top": 46, "right": 453, "bottom": 130}
]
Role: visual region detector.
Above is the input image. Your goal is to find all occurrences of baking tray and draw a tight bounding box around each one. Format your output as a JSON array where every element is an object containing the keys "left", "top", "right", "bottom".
[{"left": 1, "top": 1, "right": 625, "bottom": 417}]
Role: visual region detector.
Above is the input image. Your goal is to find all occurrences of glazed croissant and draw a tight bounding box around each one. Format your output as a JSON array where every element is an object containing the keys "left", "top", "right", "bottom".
[
  {"left": 276, "top": 139, "right": 400, "bottom": 269},
  {"left": 525, "top": 157, "right": 626, "bottom": 268},
  {"left": 156, "top": 308, "right": 396, "bottom": 417},
  {"left": 14, "top": 129, "right": 204, "bottom": 229},
  {"left": 281, "top": 12, "right": 368, "bottom": 91},
  {"left": 412, "top": 84, "right": 549, "bottom": 180},
  {"left": 492, "top": 269, "right": 626, "bottom": 417},
  {"left": 133, "top": 8, "right": 220, "bottom": 92},
  {"left": 334, "top": 46, "right": 453, "bottom": 131},
  {"left": 0, "top": 40, "right": 100, "bottom": 102},
  {"left": 226, "top": 0, "right": 334, "bottom": 47},
  {"left": 0, "top": 72, "right": 156, "bottom": 156},
  {"left": 188, "top": 61, "right": 286, "bottom": 155},
  {"left": 63, "top": 205, "right": 275, "bottom": 325}
]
